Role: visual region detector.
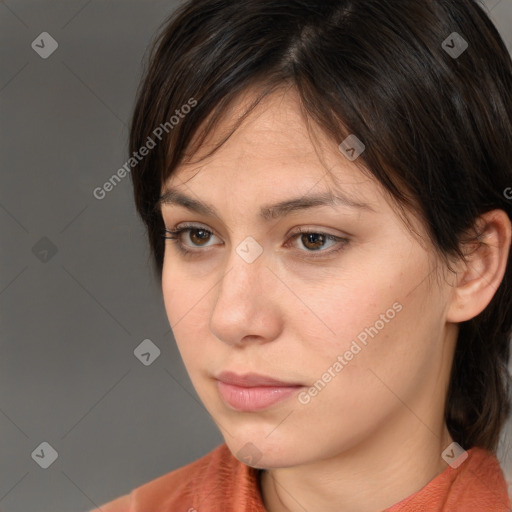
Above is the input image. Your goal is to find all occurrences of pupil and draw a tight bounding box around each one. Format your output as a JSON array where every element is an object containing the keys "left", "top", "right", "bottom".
[
  {"left": 304, "top": 233, "right": 324, "bottom": 250},
  {"left": 192, "top": 229, "right": 209, "bottom": 245}
]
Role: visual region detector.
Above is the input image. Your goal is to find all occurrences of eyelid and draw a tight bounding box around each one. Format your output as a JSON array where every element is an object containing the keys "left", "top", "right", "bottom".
[
  {"left": 166, "top": 222, "right": 348, "bottom": 244},
  {"left": 163, "top": 222, "right": 351, "bottom": 259},
  {"left": 167, "top": 221, "right": 350, "bottom": 238}
]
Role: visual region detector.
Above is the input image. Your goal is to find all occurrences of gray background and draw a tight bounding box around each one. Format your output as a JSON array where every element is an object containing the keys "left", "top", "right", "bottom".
[{"left": 1, "top": 1, "right": 512, "bottom": 511}]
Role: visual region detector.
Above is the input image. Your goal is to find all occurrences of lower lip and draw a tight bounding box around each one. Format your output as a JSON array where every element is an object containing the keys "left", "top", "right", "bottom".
[{"left": 216, "top": 381, "right": 303, "bottom": 411}]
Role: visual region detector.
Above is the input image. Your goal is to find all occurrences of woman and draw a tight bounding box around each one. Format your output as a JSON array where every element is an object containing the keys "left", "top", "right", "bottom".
[{"left": 94, "top": 0, "right": 512, "bottom": 510}]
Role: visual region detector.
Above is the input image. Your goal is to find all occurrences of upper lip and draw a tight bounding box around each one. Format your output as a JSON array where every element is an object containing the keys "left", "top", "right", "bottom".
[{"left": 215, "top": 371, "right": 302, "bottom": 388}]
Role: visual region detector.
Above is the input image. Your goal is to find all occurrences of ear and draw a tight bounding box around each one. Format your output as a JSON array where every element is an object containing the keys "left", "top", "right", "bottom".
[{"left": 446, "top": 209, "right": 511, "bottom": 323}]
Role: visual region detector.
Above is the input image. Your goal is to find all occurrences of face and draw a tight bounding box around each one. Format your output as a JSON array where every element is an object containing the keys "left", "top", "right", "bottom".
[{"left": 160, "top": 87, "right": 456, "bottom": 469}]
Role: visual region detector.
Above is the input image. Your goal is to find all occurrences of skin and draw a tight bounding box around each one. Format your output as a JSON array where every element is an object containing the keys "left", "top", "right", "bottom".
[{"left": 159, "top": 86, "right": 512, "bottom": 512}]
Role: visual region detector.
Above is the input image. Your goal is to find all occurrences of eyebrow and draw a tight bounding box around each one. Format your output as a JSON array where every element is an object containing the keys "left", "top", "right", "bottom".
[{"left": 156, "top": 187, "right": 375, "bottom": 221}]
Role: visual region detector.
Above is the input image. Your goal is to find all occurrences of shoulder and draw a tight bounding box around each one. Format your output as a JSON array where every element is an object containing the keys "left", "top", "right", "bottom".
[
  {"left": 387, "top": 446, "right": 511, "bottom": 512},
  {"left": 90, "top": 443, "right": 263, "bottom": 512},
  {"left": 446, "top": 446, "right": 511, "bottom": 511}
]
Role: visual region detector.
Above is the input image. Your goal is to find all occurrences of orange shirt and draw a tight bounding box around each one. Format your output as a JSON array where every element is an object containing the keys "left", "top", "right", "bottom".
[{"left": 93, "top": 443, "right": 511, "bottom": 511}]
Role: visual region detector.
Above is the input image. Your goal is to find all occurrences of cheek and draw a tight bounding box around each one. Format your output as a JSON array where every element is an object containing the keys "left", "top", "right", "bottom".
[
  {"left": 302, "top": 257, "right": 437, "bottom": 390},
  {"left": 309, "top": 280, "right": 444, "bottom": 422},
  {"left": 306, "top": 267, "right": 405, "bottom": 359},
  {"left": 161, "top": 265, "right": 208, "bottom": 365},
  {"left": 161, "top": 252, "right": 206, "bottom": 322}
]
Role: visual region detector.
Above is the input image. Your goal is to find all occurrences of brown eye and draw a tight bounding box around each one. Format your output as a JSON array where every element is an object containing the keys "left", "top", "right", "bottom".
[
  {"left": 286, "top": 228, "right": 350, "bottom": 259},
  {"left": 164, "top": 224, "right": 350, "bottom": 260},
  {"left": 300, "top": 232, "right": 328, "bottom": 251},
  {"left": 188, "top": 228, "right": 212, "bottom": 246},
  {"left": 162, "top": 225, "right": 219, "bottom": 256}
]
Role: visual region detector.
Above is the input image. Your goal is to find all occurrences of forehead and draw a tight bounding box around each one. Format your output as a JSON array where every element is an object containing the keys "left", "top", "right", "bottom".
[{"left": 167, "top": 86, "right": 372, "bottom": 194}]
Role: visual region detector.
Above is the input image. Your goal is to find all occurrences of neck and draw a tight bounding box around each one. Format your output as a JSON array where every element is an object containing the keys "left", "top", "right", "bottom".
[{"left": 259, "top": 419, "right": 454, "bottom": 512}]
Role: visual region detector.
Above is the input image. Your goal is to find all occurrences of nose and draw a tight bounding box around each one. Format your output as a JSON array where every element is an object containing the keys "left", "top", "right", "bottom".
[{"left": 208, "top": 244, "right": 282, "bottom": 347}]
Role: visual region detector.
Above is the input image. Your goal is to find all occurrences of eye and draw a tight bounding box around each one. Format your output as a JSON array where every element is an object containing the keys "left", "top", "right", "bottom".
[
  {"left": 283, "top": 227, "right": 350, "bottom": 259},
  {"left": 162, "top": 224, "right": 219, "bottom": 255},
  {"left": 162, "top": 223, "right": 350, "bottom": 259},
  {"left": 288, "top": 227, "right": 344, "bottom": 252}
]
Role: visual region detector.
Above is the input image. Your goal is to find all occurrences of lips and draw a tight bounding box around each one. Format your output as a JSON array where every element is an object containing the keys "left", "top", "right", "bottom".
[
  {"left": 215, "top": 371, "right": 302, "bottom": 388},
  {"left": 214, "top": 371, "right": 304, "bottom": 411}
]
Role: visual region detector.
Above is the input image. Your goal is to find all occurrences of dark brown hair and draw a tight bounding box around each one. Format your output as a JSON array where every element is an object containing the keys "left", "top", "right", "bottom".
[{"left": 129, "top": 0, "right": 512, "bottom": 452}]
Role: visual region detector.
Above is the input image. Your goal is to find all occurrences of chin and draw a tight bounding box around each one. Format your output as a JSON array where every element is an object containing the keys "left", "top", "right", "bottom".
[{"left": 224, "top": 436, "right": 307, "bottom": 469}]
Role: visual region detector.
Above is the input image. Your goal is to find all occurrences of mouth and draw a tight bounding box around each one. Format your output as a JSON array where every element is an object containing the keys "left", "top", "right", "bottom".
[{"left": 215, "top": 371, "right": 304, "bottom": 412}]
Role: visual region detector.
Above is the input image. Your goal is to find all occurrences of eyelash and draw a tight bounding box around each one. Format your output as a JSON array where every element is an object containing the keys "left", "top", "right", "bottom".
[{"left": 161, "top": 223, "right": 350, "bottom": 260}]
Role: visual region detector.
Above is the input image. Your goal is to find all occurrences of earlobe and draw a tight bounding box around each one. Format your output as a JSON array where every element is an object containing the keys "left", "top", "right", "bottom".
[{"left": 446, "top": 209, "right": 512, "bottom": 324}]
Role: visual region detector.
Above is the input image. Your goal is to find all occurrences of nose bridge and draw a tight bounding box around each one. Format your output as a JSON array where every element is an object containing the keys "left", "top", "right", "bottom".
[
  {"left": 218, "top": 235, "right": 266, "bottom": 302},
  {"left": 209, "top": 235, "right": 274, "bottom": 341}
]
